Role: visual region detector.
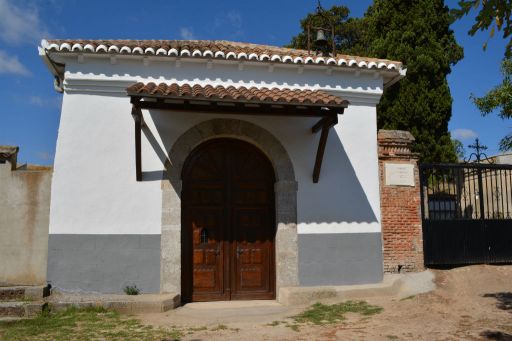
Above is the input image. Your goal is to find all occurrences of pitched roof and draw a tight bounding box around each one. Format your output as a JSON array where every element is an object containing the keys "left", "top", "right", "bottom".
[
  {"left": 42, "top": 39, "right": 403, "bottom": 71},
  {"left": 127, "top": 82, "right": 349, "bottom": 109}
]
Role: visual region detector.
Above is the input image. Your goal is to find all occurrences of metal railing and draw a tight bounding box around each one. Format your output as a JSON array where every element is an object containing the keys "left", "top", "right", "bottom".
[{"left": 420, "top": 163, "right": 512, "bottom": 221}]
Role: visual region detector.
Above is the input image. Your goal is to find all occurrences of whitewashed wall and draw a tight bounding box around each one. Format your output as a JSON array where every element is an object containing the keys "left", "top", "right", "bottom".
[
  {"left": 49, "top": 57, "right": 383, "bottom": 236},
  {"left": 47, "top": 55, "right": 387, "bottom": 291}
]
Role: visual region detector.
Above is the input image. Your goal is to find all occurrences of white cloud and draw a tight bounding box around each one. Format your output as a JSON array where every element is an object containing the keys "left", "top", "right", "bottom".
[
  {"left": 0, "top": 0, "right": 49, "bottom": 44},
  {"left": 214, "top": 11, "right": 244, "bottom": 38},
  {"left": 180, "top": 27, "right": 196, "bottom": 40},
  {"left": 452, "top": 128, "right": 478, "bottom": 140},
  {"left": 29, "top": 95, "right": 61, "bottom": 108},
  {"left": 0, "top": 50, "right": 30, "bottom": 76},
  {"left": 226, "top": 11, "right": 242, "bottom": 28}
]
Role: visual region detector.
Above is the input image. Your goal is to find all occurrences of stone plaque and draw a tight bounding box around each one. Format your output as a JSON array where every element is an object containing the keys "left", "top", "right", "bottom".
[{"left": 385, "top": 163, "right": 415, "bottom": 186}]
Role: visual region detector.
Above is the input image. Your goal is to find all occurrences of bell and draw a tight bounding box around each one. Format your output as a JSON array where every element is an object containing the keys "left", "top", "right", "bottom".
[{"left": 315, "top": 29, "right": 328, "bottom": 47}]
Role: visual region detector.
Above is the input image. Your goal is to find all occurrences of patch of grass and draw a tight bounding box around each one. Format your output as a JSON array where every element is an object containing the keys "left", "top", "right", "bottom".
[
  {"left": 291, "top": 301, "right": 383, "bottom": 325},
  {"left": 123, "top": 285, "right": 140, "bottom": 295},
  {"left": 399, "top": 295, "right": 416, "bottom": 301},
  {"left": 266, "top": 320, "right": 282, "bottom": 326},
  {"left": 0, "top": 305, "right": 182, "bottom": 341},
  {"left": 386, "top": 335, "right": 399, "bottom": 340},
  {"left": 285, "top": 323, "right": 301, "bottom": 332},
  {"left": 211, "top": 324, "right": 228, "bottom": 331}
]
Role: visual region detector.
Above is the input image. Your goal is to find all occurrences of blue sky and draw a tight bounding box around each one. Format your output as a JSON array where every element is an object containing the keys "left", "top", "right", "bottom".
[{"left": 0, "top": 0, "right": 508, "bottom": 165}]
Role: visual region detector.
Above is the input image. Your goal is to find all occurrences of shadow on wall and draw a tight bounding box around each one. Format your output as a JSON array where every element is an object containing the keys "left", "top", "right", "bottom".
[
  {"left": 297, "top": 129, "right": 377, "bottom": 224},
  {"left": 139, "top": 114, "right": 377, "bottom": 225}
]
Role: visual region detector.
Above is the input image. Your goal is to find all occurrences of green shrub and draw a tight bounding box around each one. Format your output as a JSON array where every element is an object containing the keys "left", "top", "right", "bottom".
[{"left": 123, "top": 285, "right": 140, "bottom": 295}]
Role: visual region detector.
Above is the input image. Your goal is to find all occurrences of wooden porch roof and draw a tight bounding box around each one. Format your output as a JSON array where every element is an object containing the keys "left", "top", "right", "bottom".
[{"left": 127, "top": 82, "right": 346, "bottom": 183}]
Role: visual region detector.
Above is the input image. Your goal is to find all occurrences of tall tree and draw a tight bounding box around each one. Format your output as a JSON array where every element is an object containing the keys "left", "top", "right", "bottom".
[
  {"left": 361, "top": 0, "right": 464, "bottom": 163},
  {"left": 288, "top": 1, "right": 463, "bottom": 163},
  {"left": 472, "top": 58, "right": 512, "bottom": 150},
  {"left": 452, "top": 138, "right": 466, "bottom": 160},
  {"left": 286, "top": 5, "right": 365, "bottom": 56},
  {"left": 452, "top": 0, "right": 512, "bottom": 151},
  {"left": 452, "top": 0, "right": 512, "bottom": 58}
]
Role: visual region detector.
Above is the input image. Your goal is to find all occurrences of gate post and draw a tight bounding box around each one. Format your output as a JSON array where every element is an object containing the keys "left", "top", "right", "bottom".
[{"left": 378, "top": 130, "right": 424, "bottom": 272}]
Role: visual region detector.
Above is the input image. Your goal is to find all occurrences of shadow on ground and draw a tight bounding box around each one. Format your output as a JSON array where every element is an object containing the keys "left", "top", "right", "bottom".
[
  {"left": 480, "top": 330, "right": 512, "bottom": 341},
  {"left": 480, "top": 292, "right": 512, "bottom": 341},
  {"left": 483, "top": 292, "right": 512, "bottom": 312}
]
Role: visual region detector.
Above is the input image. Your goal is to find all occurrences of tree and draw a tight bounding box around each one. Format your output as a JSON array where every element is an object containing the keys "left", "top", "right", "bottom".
[
  {"left": 452, "top": 139, "right": 466, "bottom": 160},
  {"left": 361, "top": 0, "right": 464, "bottom": 163},
  {"left": 471, "top": 58, "right": 512, "bottom": 150},
  {"left": 288, "top": 1, "right": 463, "bottom": 163},
  {"left": 452, "top": 0, "right": 512, "bottom": 151},
  {"left": 452, "top": 0, "right": 512, "bottom": 58},
  {"left": 286, "top": 5, "right": 366, "bottom": 56}
]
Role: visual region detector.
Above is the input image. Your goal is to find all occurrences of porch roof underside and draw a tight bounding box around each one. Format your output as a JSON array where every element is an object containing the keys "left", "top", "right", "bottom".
[
  {"left": 127, "top": 82, "right": 345, "bottom": 183},
  {"left": 127, "top": 82, "right": 348, "bottom": 117}
]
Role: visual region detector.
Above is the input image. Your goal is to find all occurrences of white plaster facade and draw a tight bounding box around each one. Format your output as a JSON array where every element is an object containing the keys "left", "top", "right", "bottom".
[{"left": 41, "top": 41, "right": 404, "bottom": 294}]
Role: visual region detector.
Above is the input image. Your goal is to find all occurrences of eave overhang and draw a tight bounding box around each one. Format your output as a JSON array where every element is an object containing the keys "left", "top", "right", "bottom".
[{"left": 127, "top": 82, "right": 349, "bottom": 183}]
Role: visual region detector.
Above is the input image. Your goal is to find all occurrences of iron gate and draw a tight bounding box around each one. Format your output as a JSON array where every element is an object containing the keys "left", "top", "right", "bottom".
[{"left": 420, "top": 163, "right": 512, "bottom": 266}]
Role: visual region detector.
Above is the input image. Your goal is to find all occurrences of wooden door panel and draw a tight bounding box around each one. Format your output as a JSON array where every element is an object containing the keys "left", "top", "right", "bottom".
[
  {"left": 240, "top": 268, "right": 263, "bottom": 288},
  {"left": 186, "top": 187, "right": 224, "bottom": 206},
  {"left": 233, "top": 187, "right": 271, "bottom": 206},
  {"left": 187, "top": 207, "right": 227, "bottom": 301},
  {"left": 182, "top": 139, "right": 275, "bottom": 302},
  {"left": 232, "top": 208, "right": 274, "bottom": 298}
]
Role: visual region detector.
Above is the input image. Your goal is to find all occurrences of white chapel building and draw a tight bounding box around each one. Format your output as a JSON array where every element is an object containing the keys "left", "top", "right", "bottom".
[{"left": 39, "top": 39, "right": 405, "bottom": 302}]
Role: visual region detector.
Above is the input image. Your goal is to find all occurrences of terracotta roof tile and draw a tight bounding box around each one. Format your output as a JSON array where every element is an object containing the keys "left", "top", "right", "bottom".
[
  {"left": 42, "top": 39, "right": 403, "bottom": 71},
  {"left": 127, "top": 82, "right": 348, "bottom": 108}
]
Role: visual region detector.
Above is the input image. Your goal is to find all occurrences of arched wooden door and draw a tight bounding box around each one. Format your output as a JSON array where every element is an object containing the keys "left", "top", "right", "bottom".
[{"left": 181, "top": 139, "right": 276, "bottom": 302}]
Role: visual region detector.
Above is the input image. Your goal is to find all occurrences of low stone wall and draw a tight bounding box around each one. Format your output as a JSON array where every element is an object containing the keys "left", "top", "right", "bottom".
[
  {"left": 378, "top": 130, "right": 424, "bottom": 273},
  {"left": 0, "top": 157, "right": 52, "bottom": 286}
]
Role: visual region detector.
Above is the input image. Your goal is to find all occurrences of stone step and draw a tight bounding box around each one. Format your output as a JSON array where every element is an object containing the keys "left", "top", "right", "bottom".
[
  {"left": 0, "top": 286, "right": 48, "bottom": 302},
  {"left": 48, "top": 292, "right": 180, "bottom": 314},
  {"left": 0, "top": 301, "right": 45, "bottom": 318},
  {"left": 0, "top": 302, "right": 25, "bottom": 317},
  {"left": 0, "top": 316, "right": 28, "bottom": 322}
]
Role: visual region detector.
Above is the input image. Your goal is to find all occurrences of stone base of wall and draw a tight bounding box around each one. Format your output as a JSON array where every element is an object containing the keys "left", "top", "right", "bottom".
[
  {"left": 298, "top": 233, "right": 384, "bottom": 285},
  {"left": 47, "top": 235, "right": 161, "bottom": 293}
]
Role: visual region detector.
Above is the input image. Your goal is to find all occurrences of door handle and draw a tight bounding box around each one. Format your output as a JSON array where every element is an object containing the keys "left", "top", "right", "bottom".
[
  {"left": 215, "top": 245, "right": 220, "bottom": 256},
  {"left": 236, "top": 247, "right": 243, "bottom": 258}
]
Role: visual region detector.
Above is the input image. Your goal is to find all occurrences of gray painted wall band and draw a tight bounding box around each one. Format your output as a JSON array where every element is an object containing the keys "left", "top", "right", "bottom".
[
  {"left": 47, "top": 235, "right": 160, "bottom": 294},
  {"left": 298, "top": 233, "right": 384, "bottom": 286}
]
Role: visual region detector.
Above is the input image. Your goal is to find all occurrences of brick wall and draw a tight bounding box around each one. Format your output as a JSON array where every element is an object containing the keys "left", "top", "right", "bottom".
[{"left": 378, "top": 130, "right": 424, "bottom": 273}]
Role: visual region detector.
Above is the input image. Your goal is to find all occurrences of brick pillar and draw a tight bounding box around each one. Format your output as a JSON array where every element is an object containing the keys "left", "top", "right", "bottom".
[{"left": 378, "top": 130, "right": 424, "bottom": 273}]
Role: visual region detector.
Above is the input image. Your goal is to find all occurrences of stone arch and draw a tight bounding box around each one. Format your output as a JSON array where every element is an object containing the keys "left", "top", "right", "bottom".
[{"left": 160, "top": 118, "right": 299, "bottom": 300}]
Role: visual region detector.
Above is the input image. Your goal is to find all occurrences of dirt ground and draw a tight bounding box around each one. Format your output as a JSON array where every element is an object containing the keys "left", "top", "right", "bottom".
[{"left": 139, "top": 264, "right": 512, "bottom": 341}]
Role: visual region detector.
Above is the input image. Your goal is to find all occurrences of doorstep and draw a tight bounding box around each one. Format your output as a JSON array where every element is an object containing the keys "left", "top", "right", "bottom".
[{"left": 278, "top": 270, "right": 435, "bottom": 306}]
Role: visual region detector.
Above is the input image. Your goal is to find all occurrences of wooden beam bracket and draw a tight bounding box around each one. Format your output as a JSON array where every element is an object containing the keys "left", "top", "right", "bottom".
[
  {"left": 132, "top": 105, "right": 143, "bottom": 182},
  {"left": 312, "top": 114, "right": 339, "bottom": 183}
]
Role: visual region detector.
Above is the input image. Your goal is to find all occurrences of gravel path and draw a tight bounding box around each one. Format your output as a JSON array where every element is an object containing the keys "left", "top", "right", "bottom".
[{"left": 138, "top": 264, "right": 512, "bottom": 340}]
